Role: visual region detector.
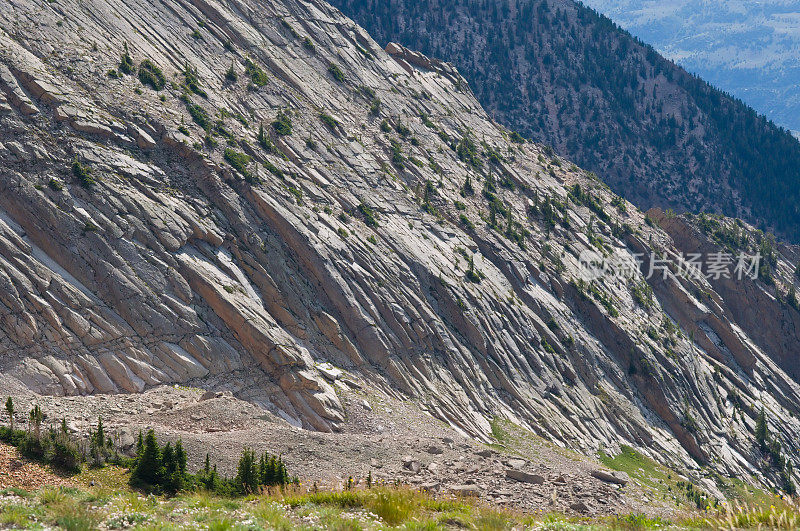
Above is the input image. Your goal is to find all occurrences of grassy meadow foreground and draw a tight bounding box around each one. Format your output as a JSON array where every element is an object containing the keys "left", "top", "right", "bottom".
[{"left": 0, "top": 444, "right": 799, "bottom": 530}]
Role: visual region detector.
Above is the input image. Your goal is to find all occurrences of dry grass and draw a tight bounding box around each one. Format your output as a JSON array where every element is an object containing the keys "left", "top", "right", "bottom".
[{"left": 700, "top": 500, "right": 800, "bottom": 529}]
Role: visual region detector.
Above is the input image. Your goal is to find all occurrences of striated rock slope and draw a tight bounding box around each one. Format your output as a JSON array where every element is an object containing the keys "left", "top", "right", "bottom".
[{"left": 0, "top": 0, "right": 799, "bottom": 496}]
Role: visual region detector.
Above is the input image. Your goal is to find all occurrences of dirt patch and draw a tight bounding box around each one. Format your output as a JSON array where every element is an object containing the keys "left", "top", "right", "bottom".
[{"left": 0, "top": 443, "right": 73, "bottom": 491}]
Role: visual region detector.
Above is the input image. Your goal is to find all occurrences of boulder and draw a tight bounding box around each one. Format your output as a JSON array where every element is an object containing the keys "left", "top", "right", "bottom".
[
  {"left": 420, "top": 481, "right": 440, "bottom": 493},
  {"left": 505, "top": 469, "right": 545, "bottom": 484},
  {"left": 449, "top": 484, "right": 480, "bottom": 497},
  {"left": 117, "top": 427, "right": 135, "bottom": 449},
  {"left": 200, "top": 390, "right": 223, "bottom": 401},
  {"left": 570, "top": 501, "right": 590, "bottom": 513},
  {"left": 590, "top": 470, "right": 630, "bottom": 486},
  {"left": 402, "top": 456, "right": 421, "bottom": 473},
  {"left": 506, "top": 458, "right": 526, "bottom": 470}
]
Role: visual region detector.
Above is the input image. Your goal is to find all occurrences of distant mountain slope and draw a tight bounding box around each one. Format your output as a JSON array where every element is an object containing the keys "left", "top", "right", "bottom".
[
  {"left": 583, "top": 0, "right": 800, "bottom": 136},
  {"left": 328, "top": 0, "right": 800, "bottom": 241}
]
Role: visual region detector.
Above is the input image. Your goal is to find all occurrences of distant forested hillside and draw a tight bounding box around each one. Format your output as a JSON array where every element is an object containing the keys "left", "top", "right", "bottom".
[
  {"left": 330, "top": 0, "right": 800, "bottom": 241},
  {"left": 582, "top": 0, "right": 800, "bottom": 136}
]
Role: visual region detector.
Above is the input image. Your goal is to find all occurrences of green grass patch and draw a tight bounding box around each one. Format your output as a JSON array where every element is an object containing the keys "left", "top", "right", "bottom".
[
  {"left": 599, "top": 445, "right": 664, "bottom": 487},
  {"left": 598, "top": 445, "right": 701, "bottom": 509},
  {"left": 490, "top": 417, "right": 512, "bottom": 446},
  {"left": 0, "top": 503, "right": 39, "bottom": 527}
]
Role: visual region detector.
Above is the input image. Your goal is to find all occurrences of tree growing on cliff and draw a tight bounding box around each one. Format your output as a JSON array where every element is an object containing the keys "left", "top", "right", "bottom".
[{"left": 755, "top": 408, "right": 768, "bottom": 450}]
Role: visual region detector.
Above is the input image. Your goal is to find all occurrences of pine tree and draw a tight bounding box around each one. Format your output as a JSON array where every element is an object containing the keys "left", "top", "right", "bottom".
[
  {"left": 462, "top": 174, "right": 474, "bottom": 196},
  {"left": 174, "top": 440, "right": 187, "bottom": 474},
  {"left": 5, "top": 398, "right": 13, "bottom": 431},
  {"left": 162, "top": 442, "right": 175, "bottom": 478},
  {"left": 276, "top": 456, "right": 288, "bottom": 485},
  {"left": 258, "top": 453, "right": 267, "bottom": 486},
  {"left": 204, "top": 453, "right": 211, "bottom": 475},
  {"left": 202, "top": 464, "right": 218, "bottom": 492},
  {"left": 788, "top": 286, "right": 799, "bottom": 310},
  {"left": 89, "top": 416, "right": 108, "bottom": 466},
  {"left": 163, "top": 440, "right": 185, "bottom": 494},
  {"left": 130, "top": 429, "right": 162, "bottom": 489},
  {"left": 465, "top": 254, "right": 481, "bottom": 283},
  {"left": 136, "top": 430, "right": 144, "bottom": 457},
  {"left": 93, "top": 417, "right": 105, "bottom": 448},
  {"left": 755, "top": 408, "right": 768, "bottom": 450},
  {"left": 265, "top": 455, "right": 276, "bottom": 486},
  {"left": 210, "top": 464, "right": 219, "bottom": 490},
  {"left": 29, "top": 405, "right": 43, "bottom": 440},
  {"left": 235, "top": 448, "right": 259, "bottom": 493},
  {"left": 424, "top": 180, "right": 435, "bottom": 204},
  {"left": 225, "top": 62, "right": 238, "bottom": 82},
  {"left": 119, "top": 42, "right": 134, "bottom": 75},
  {"left": 157, "top": 439, "right": 186, "bottom": 493}
]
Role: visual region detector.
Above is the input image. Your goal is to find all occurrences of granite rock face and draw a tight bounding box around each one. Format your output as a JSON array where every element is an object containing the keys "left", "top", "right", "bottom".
[{"left": 0, "top": 0, "right": 798, "bottom": 494}]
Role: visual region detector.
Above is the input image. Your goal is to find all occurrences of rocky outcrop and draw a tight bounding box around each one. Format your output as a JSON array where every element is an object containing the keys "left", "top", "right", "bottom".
[
  {"left": 0, "top": 0, "right": 798, "bottom": 496},
  {"left": 384, "top": 42, "right": 464, "bottom": 86}
]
